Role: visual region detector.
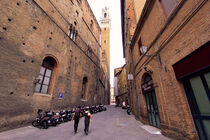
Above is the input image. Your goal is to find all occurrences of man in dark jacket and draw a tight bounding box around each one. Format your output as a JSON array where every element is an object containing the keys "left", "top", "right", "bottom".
[
  {"left": 84, "top": 107, "right": 92, "bottom": 135},
  {"left": 73, "top": 106, "right": 81, "bottom": 134}
]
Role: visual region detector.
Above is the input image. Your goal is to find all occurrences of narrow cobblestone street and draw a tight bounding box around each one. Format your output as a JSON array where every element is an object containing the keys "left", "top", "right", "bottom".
[{"left": 0, "top": 106, "right": 170, "bottom": 140}]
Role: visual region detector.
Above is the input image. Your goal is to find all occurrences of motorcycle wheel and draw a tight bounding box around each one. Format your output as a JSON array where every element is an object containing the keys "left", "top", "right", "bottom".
[{"left": 32, "top": 120, "right": 39, "bottom": 127}]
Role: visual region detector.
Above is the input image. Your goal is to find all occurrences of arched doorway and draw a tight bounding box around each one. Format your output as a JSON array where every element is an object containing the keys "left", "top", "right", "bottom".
[
  {"left": 35, "top": 56, "right": 57, "bottom": 94},
  {"left": 142, "top": 74, "right": 160, "bottom": 128}
]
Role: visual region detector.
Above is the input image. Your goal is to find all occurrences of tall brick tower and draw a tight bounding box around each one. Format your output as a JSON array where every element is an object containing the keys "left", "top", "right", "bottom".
[{"left": 100, "top": 7, "right": 111, "bottom": 73}]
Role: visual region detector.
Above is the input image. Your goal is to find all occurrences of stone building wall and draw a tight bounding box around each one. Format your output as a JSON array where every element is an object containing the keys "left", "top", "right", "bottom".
[
  {"left": 133, "top": 0, "right": 146, "bottom": 22},
  {"left": 114, "top": 65, "right": 128, "bottom": 105},
  {"left": 126, "top": 0, "right": 209, "bottom": 139},
  {"left": 121, "top": 0, "right": 139, "bottom": 118},
  {"left": 0, "top": 0, "right": 107, "bottom": 131},
  {"left": 116, "top": 65, "right": 127, "bottom": 95}
]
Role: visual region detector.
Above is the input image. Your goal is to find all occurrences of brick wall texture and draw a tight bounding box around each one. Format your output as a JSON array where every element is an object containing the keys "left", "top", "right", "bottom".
[
  {"left": 114, "top": 65, "right": 128, "bottom": 105},
  {"left": 0, "top": 0, "right": 109, "bottom": 131},
  {"left": 115, "top": 65, "right": 127, "bottom": 96},
  {"left": 123, "top": 0, "right": 210, "bottom": 139}
]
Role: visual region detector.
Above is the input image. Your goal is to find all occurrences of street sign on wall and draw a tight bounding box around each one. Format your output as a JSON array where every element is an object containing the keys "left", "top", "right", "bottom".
[{"left": 59, "top": 93, "right": 63, "bottom": 99}]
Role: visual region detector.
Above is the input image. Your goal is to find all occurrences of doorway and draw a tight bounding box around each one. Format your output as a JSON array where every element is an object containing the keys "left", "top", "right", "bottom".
[
  {"left": 142, "top": 74, "right": 160, "bottom": 128},
  {"left": 145, "top": 91, "right": 161, "bottom": 128}
]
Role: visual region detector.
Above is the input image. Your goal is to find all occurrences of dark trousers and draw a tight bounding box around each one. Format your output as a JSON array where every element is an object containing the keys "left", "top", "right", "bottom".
[
  {"left": 74, "top": 118, "right": 79, "bottom": 133},
  {"left": 84, "top": 120, "right": 90, "bottom": 132}
]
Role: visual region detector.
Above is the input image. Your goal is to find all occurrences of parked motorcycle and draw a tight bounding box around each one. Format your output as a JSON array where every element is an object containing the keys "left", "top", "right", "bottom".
[
  {"left": 96, "top": 105, "right": 101, "bottom": 112},
  {"left": 32, "top": 104, "right": 107, "bottom": 129},
  {"left": 89, "top": 106, "right": 95, "bottom": 114},
  {"left": 65, "top": 110, "right": 73, "bottom": 121},
  {"left": 127, "top": 106, "right": 131, "bottom": 115},
  {"left": 45, "top": 111, "right": 57, "bottom": 127},
  {"left": 59, "top": 110, "right": 69, "bottom": 122},
  {"left": 32, "top": 109, "right": 49, "bottom": 129},
  {"left": 54, "top": 112, "right": 61, "bottom": 124},
  {"left": 99, "top": 104, "right": 107, "bottom": 111}
]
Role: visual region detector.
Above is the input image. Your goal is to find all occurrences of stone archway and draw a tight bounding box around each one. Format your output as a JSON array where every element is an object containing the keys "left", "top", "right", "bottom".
[{"left": 141, "top": 73, "right": 160, "bottom": 128}]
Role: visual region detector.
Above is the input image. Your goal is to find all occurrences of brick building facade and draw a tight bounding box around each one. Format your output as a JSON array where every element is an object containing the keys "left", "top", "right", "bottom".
[
  {"left": 0, "top": 0, "right": 109, "bottom": 131},
  {"left": 100, "top": 7, "right": 111, "bottom": 106},
  {"left": 121, "top": 0, "right": 209, "bottom": 139},
  {"left": 114, "top": 65, "right": 128, "bottom": 106},
  {"left": 100, "top": 7, "right": 111, "bottom": 71}
]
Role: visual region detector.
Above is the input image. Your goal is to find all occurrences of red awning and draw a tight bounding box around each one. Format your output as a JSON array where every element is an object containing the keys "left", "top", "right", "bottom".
[{"left": 173, "top": 41, "right": 210, "bottom": 79}]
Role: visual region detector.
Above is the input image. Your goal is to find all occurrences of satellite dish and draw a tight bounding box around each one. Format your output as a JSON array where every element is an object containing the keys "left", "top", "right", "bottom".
[{"left": 140, "top": 46, "right": 148, "bottom": 54}]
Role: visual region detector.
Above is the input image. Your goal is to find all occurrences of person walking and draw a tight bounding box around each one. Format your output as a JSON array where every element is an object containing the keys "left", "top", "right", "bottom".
[
  {"left": 84, "top": 107, "right": 92, "bottom": 135},
  {"left": 73, "top": 106, "right": 81, "bottom": 134}
]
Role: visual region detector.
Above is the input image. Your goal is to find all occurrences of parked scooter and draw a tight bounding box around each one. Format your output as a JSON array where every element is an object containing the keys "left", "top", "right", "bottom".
[
  {"left": 127, "top": 105, "right": 131, "bottom": 115},
  {"left": 59, "top": 110, "right": 70, "bottom": 122},
  {"left": 54, "top": 112, "right": 61, "bottom": 124},
  {"left": 99, "top": 104, "right": 107, "bottom": 111},
  {"left": 95, "top": 105, "right": 100, "bottom": 113},
  {"left": 89, "top": 106, "right": 96, "bottom": 114},
  {"left": 32, "top": 109, "right": 49, "bottom": 129},
  {"left": 65, "top": 110, "right": 73, "bottom": 121},
  {"left": 45, "top": 111, "right": 57, "bottom": 127},
  {"left": 32, "top": 104, "right": 107, "bottom": 129}
]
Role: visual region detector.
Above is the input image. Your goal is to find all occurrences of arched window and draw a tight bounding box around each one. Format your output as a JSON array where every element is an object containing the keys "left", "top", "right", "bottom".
[
  {"left": 104, "top": 13, "right": 107, "bottom": 18},
  {"left": 81, "top": 77, "right": 88, "bottom": 100},
  {"left": 35, "top": 56, "right": 57, "bottom": 94}
]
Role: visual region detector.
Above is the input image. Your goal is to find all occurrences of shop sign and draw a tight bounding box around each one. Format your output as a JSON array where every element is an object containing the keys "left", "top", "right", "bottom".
[{"left": 141, "top": 80, "right": 154, "bottom": 93}]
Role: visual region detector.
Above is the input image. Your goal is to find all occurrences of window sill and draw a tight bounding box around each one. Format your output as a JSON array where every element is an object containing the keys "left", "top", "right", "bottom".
[{"left": 33, "top": 92, "right": 52, "bottom": 97}]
